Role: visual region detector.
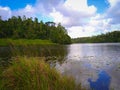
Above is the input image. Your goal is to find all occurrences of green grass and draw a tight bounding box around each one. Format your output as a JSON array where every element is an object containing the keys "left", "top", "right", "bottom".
[
  {"left": 0, "top": 57, "right": 85, "bottom": 90},
  {"left": 0, "top": 39, "right": 56, "bottom": 46}
]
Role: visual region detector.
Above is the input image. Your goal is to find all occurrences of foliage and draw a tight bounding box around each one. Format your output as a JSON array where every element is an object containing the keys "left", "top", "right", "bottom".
[
  {"left": 0, "top": 16, "right": 71, "bottom": 44},
  {"left": 72, "top": 31, "right": 120, "bottom": 43},
  {"left": 0, "top": 57, "right": 84, "bottom": 90}
]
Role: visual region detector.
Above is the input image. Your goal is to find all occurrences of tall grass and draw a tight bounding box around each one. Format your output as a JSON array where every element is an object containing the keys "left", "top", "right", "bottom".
[
  {"left": 9, "top": 42, "right": 67, "bottom": 62},
  {"left": 0, "top": 39, "right": 55, "bottom": 46},
  {"left": 0, "top": 39, "right": 85, "bottom": 90},
  {"left": 0, "top": 57, "right": 84, "bottom": 90}
]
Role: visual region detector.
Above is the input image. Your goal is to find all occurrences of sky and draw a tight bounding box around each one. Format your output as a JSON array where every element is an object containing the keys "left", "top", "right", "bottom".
[{"left": 0, "top": 0, "right": 120, "bottom": 38}]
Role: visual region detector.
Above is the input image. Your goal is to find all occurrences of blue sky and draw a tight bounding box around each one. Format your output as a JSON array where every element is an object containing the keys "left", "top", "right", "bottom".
[
  {"left": 0, "top": 0, "right": 120, "bottom": 38},
  {"left": 0, "top": 0, "right": 36, "bottom": 10},
  {"left": 88, "top": 0, "right": 109, "bottom": 13}
]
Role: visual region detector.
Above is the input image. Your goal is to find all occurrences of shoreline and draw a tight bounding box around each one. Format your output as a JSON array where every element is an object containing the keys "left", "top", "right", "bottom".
[{"left": 0, "top": 39, "right": 56, "bottom": 46}]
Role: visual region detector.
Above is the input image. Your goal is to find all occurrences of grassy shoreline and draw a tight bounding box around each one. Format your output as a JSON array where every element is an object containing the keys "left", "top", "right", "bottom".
[
  {"left": 0, "top": 39, "right": 56, "bottom": 46},
  {"left": 0, "top": 39, "right": 85, "bottom": 89},
  {"left": 0, "top": 57, "right": 84, "bottom": 90}
]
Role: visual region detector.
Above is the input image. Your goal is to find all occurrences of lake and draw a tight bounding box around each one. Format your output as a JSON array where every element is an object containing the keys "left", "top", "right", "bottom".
[{"left": 0, "top": 43, "right": 120, "bottom": 90}]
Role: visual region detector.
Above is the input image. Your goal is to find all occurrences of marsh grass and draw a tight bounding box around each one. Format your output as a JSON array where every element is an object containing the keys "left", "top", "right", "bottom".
[
  {"left": 9, "top": 43, "right": 67, "bottom": 62},
  {"left": 9, "top": 45, "right": 56, "bottom": 58},
  {"left": 0, "top": 39, "right": 85, "bottom": 90},
  {"left": 0, "top": 57, "right": 84, "bottom": 90},
  {"left": 0, "top": 39, "right": 55, "bottom": 46}
]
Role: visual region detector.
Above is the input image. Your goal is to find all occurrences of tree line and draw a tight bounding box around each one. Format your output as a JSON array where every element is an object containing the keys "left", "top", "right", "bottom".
[
  {"left": 72, "top": 31, "right": 120, "bottom": 43},
  {"left": 0, "top": 16, "right": 71, "bottom": 44}
]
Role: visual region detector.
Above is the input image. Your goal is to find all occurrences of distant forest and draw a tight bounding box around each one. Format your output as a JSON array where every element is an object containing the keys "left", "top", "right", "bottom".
[
  {"left": 72, "top": 31, "right": 120, "bottom": 43},
  {"left": 0, "top": 16, "right": 71, "bottom": 44}
]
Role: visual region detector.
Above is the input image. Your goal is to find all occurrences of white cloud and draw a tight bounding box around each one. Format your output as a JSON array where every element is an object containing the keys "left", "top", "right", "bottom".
[
  {"left": 106, "top": 0, "right": 120, "bottom": 24},
  {"left": 67, "top": 0, "right": 120, "bottom": 38},
  {"left": 12, "top": 5, "right": 36, "bottom": 18},
  {"left": 49, "top": 9, "right": 70, "bottom": 25},
  {"left": 35, "top": 0, "right": 64, "bottom": 14},
  {"left": 68, "top": 26, "right": 96, "bottom": 38},
  {"left": 0, "top": 6, "right": 11, "bottom": 20},
  {"left": 67, "top": 12, "right": 114, "bottom": 38},
  {"left": 64, "top": 0, "right": 96, "bottom": 14},
  {"left": 108, "top": 0, "right": 120, "bottom": 6},
  {"left": 49, "top": 0, "right": 97, "bottom": 27},
  {"left": 0, "top": 0, "right": 97, "bottom": 27},
  {"left": 48, "top": 0, "right": 98, "bottom": 38},
  {"left": 24, "top": 5, "right": 34, "bottom": 12}
]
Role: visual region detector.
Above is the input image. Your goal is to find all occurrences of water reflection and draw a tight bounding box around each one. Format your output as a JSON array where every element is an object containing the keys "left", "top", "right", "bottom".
[
  {"left": 56, "top": 43, "right": 120, "bottom": 90},
  {"left": 88, "top": 71, "right": 111, "bottom": 90},
  {"left": 0, "top": 45, "right": 68, "bottom": 67}
]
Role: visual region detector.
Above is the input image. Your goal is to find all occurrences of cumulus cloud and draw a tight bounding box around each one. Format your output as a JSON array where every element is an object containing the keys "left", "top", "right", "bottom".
[
  {"left": 63, "top": 0, "right": 96, "bottom": 14},
  {"left": 67, "top": 0, "right": 120, "bottom": 38},
  {"left": 48, "top": 0, "right": 98, "bottom": 38},
  {"left": 0, "top": 0, "right": 62, "bottom": 19},
  {"left": 68, "top": 26, "right": 96, "bottom": 38},
  {"left": 106, "top": 0, "right": 120, "bottom": 24},
  {"left": 12, "top": 5, "right": 36, "bottom": 18},
  {"left": 0, "top": 6, "right": 11, "bottom": 20},
  {"left": 50, "top": 0, "right": 97, "bottom": 27},
  {"left": 0, "top": 5, "right": 37, "bottom": 19},
  {"left": 0, "top": 0, "right": 97, "bottom": 26},
  {"left": 36, "top": 0, "right": 64, "bottom": 13}
]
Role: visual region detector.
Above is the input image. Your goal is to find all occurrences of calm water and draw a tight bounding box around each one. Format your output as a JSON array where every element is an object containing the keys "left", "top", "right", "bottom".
[
  {"left": 55, "top": 43, "right": 120, "bottom": 90},
  {"left": 0, "top": 43, "right": 120, "bottom": 90}
]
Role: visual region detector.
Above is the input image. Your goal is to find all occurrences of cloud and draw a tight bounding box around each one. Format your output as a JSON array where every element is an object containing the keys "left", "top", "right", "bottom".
[
  {"left": 105, "top": 0, "right": 120, "bottom": 24},
  {"left": 5, "top": 0, "right": 97, "bottom": 27},
  {"left": 68, "top": 26, "right": 97, "bottom": 38},
  {"left": 67, "top": 0, "right": 120, "bottom": 38},
  {"left": 67, "top": 12, "right": 115, "bottom": 38},
  {"left": 50, "top": 0, "right": 97, "bottom": 27},
  {"left": 0, "top": 6, "right": 11, "bottom": 20},
  {"left": 12, "top": 5, "right": 36, "bottom": 18},
  {"left": 48, "top": 0, "right": 99, "bottom": 38},
  {"left": 108, "top": 0, "right": 120, "bottom": 6},
  {"left": 63, "top": 0, "right": 96, "bottom": 14},
  {"left": 0, "top": 5, "right": 37, "bottom": 19},
  {"left": 36, "top": 0, "right": 64, "bottom": 13},
  {"left": 0, "top": 0, "right": 63, "bottom": 19},
  {"left": 0, "top": 0, "right": 97, "bottom": 25}
]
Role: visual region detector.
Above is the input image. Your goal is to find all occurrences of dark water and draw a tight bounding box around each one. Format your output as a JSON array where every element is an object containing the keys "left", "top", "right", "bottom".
[
  {"left": 0, "top": 43, "right": 120, "bottom": 90},
  {"left": 0, "top": 45, "right": 68, "bottom": 67}
]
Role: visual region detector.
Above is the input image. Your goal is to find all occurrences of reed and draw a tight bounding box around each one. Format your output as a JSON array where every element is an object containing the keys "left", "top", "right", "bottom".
[{"left": 0, "top": 57, "right": 84, "bottom": 90}]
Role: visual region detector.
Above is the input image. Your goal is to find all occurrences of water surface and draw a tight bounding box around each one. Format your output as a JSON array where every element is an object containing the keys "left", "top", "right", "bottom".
[
  {"left": 0, "top": 43, "right": 120, "bottom": 90},
  {"left": 55, "top": 43, "right": 120, "bottom": 90}
]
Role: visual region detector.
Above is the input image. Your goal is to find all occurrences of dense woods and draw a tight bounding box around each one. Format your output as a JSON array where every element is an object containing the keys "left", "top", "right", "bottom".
[
  {"left": 0, "top": 16, "right": 71, "bottom": 44},
  {"left": 72, "top": 31, "right": 120, "bottom": 43}
]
